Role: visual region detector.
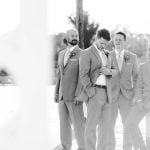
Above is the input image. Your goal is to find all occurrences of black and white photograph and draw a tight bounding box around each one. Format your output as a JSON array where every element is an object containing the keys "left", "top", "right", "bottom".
[{"left": 0, "top": 0, "right": 150, "bottom": 150}]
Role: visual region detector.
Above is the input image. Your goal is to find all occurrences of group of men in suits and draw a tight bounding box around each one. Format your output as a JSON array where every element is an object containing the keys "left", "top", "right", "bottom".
[{"left": 54, "top": 28, "right": 150, "bottom": 150}]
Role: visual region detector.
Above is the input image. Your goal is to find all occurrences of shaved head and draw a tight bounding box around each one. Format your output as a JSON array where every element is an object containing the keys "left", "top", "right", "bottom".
[{"left": 66, "top": 28, "right": 79, "bottom": 46}]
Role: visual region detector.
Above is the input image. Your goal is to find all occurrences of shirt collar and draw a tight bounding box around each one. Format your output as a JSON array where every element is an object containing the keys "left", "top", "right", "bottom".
[
  {"left": 94, "top": 43, "right": 104, "bottom": 53},
  {"left": 115, "top": 49, "right": 124, "bottom": 57},
  {"left": 67, "top": 45, "right": 77, "bottom": 52}
]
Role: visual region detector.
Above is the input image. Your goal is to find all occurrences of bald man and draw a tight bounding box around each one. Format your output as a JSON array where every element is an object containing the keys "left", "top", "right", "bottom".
[{"left": 54, "top": 29, "right": 85, "bottom": 150}]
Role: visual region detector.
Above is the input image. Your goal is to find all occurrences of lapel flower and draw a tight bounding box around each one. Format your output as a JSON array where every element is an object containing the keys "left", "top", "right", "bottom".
[
  {"left": 103, "top": 49, "right": 110, "bottom": 57},
  {"left": 69, "top": 50, "right": 77, "bottom": 58},
  {"left": 124, "top": 54, "right": 129, "bottom": 62}
]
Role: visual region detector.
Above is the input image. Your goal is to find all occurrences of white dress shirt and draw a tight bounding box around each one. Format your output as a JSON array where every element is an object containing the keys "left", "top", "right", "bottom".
[{"left": 94, "top": 44, "right": 107, "bottom": 86}]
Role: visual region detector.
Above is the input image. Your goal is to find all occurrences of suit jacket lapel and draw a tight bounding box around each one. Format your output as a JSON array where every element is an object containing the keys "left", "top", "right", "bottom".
[
  {"left": 64, "top": 46, "right": 79, "bottom": 69},
  {"left": 91, "top": 45, "right": 102, "bottom": 66},
  {"left": 112, "top": 50, "right": 120, "bottom": 72},
  {"left": 60, "top": 50, "right": 66, "bottom": 73},
  {"left": 120, "top": 50, "right": 128, "bottom": 74}
]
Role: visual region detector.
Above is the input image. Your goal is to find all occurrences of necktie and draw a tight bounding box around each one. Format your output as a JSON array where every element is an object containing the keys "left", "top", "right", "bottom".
[
  {"left": 64, "top": 50, "right": 71, "bottom": 66},
  {"left": 117, "top": 53, "right": 123, "bottom": 71}
]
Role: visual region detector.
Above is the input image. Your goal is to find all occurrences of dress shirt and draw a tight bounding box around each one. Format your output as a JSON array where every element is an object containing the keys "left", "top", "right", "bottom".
[
  {"left": 115, "top": 49, "right": 124, "bottom": 71},
  {"left": 94, "top": 44, "right": 107, "bottom": 86}
]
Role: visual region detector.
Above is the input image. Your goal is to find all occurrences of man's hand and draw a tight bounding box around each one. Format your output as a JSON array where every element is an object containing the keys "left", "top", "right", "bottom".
[
  {"left": 74, "top": 100, "right": 81, "bottom": 105},
  {"left": 54, "top": 94, "right": 59, "bottom": 103},
  {"left": 99, "top": 66, "right": 112, "bottom": 76},
  {"left": 74, "top": 97, "right": 82, "bottom": 105}
]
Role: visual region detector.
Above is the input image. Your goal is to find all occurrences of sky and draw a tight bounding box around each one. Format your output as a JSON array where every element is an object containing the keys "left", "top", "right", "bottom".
[
  {"left": 0, "top": 0, "right": 20, "bottom": 36},
  {"left": 48, "top": 0, "right": 150, "bottom": 34},
  {"left": 0, "top": 0, "right": 150, "bottom": 36}
]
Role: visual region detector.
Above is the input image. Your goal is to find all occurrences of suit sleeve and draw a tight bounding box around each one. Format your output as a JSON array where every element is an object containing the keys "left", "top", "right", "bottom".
[
  {"left": 74, "top": 52, "right": 82, "bottom": 98},
  {"left": 54, "top": 58, "right": 61, "bottom": 103},
  {"left": 74, "top": 73, "right": 82, "bottom": 98},
  {"left": 134, "top": 64, "right": 143, "bottom": 101},
  {"left": 79, "top": 51, "right": 95, "bottom": 98}
]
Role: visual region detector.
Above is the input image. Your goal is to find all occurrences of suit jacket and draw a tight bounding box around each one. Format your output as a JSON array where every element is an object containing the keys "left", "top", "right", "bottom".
[
  {"left": 110, "top": 50, "right": 138, "bottom": 101},
  {"left": 77, "top": 45, "right": 118, "bottom": 103},
  {"left": 134, "top": 60, "right": 150, "bottom": 110},
  {"left": 54, "top": 46, "right": 82, "bottom": 102}
]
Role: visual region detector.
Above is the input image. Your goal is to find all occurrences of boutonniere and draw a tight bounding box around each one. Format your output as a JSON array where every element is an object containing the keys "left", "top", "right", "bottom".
[
  {"left": 124, "top": 54, "right": 130, "bottom": 62},
  {"left": 103, "top": 50, "right": 110, "bottom": 57},
  {"left": 69, "top": 51, "right": 77, "bottom": 58}
]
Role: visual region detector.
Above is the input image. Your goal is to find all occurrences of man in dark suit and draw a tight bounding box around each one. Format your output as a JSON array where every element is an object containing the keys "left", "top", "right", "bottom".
[
  {"left": 97, "top": 32, "right": 138, "bottom": 150},
  {"left": 125, "top": 48, "right": 150, "bottom": 150},
  {"left": 54, "top": 29, "right": 85, "bottom": 150},
  {"left": 79, "top": 29, "right": 118, "bottom": 150}
]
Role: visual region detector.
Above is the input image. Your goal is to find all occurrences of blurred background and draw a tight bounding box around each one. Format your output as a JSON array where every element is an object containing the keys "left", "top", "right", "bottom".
[{"left": 49, "top": 0, "right": 150, "bottom": 84}]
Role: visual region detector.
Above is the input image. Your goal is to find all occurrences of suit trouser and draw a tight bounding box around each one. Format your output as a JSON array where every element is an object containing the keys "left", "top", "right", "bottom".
[
  {"left": 97, "top": 92, "right": 132, "bottom": 150},
  {"left": 85, "top": 87, "right": 108, "bottom": 150},
  {"left": 125, "top": 104, "right": 147, "bottom": 150},
  {"left": 58, "top": 100, "right": 85, "bottom": 150},
  {"left": 146, "top": 112, "right": 150, "bottom": 149}
]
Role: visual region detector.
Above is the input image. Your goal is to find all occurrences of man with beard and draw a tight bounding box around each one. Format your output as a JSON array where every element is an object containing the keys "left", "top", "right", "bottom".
[
  {"left": 79, "top": 29, "right": 118, "bottom": 150},
  {"left": 54, "top": 29, "right": 85, "bottom": 150}
]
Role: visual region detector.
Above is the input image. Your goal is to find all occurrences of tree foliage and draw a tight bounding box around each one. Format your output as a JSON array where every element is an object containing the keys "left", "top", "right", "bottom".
[
  {"left": 51, "top": 33, "right": 67, "bottom": 68},
  {"left": 68, "top": 11, "right": 99, "bottom": 49}
]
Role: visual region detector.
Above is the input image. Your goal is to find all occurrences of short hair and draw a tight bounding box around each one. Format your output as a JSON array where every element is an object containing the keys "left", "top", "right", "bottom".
[
  {"left": 116, "top": 32, "right": 126, "bottom": 41},
  {"left": 63, "top": 38, "right": 68, "bottom": 45},
  {"left": 96, "top": 29, "right": 111, "bottom": 41}
]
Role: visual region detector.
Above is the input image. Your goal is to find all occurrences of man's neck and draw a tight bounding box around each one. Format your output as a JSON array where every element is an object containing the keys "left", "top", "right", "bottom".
[
  {"left": 68, "top": 44, "right": 73, "bottom": 49},
  {"left": 68, "top": 44, "right": 77, "bottom": 50},
  {"left": 115, "top": 48, "right": 124, "bottom": 53}
]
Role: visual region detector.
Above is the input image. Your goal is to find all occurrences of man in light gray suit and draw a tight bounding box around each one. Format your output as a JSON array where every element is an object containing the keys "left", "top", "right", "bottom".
[
  {"left": 125, "top": 49, "right": 150, "bottom": 150},
  {"left": 97, "top": 32, "right": 138, "bottom": 150},
  {"left": 54, "top": 29, "right": 85, "bottom": 150},
  {"left": 79, "top": 29, "right": 118, "bottom": 150}
]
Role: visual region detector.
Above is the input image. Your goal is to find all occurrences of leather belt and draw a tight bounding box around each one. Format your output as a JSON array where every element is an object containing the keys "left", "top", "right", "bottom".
[{"left": 94, "top": 84, "right": 107, "bottom": 89}]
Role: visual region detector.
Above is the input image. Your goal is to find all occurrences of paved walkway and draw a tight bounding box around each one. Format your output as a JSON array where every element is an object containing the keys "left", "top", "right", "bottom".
[{"left": 0, "top": 85, "right": 145, "bottom": 150}]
